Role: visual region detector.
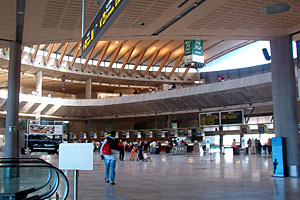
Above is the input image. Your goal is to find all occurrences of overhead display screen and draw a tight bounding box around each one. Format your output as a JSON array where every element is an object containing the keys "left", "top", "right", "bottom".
[
  {"left": 82, "top": 0, "right": 130, "bottom": 57},
  {"left": 200, "top": 112, "right": 220, "bottom": 126},
  {"left": 220, "top": 110, "right": 243, "bottom": 125}
]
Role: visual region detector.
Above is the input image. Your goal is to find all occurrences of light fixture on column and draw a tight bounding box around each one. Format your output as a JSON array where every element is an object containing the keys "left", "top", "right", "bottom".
[
  {"left": 262, "top": 48, "right": 271, "bottom": 61},
  {"left": 263, "top": 3, "right": 291, "bottom": 14}
]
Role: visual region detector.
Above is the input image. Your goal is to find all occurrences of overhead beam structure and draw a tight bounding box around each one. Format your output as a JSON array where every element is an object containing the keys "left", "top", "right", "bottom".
[
  {"left": 58, "top": 43, "right": 69, "bottom": 65},
  {"left": 82, "top": 45, "right": 96, "bottom": 70},
  {"left": 155, "top": 52, "right": 172, "bottom": 77},
  {"left": 45, "top": 44, "right": 54, "bottom": 63},
  {"left": 70, "top": 43, "right": 81, "bottom": 68},
  {"left": 167, "top": 53, "right": 184, "bottom": 78},
  {"left": 106, "top": 41, "right": 126, "bottom": 72},
  {"left": 95, "top": 42, "right": 110, "bottom": 70}
]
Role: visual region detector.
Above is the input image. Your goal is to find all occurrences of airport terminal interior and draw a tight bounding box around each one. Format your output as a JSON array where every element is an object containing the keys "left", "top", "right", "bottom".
[{"left": 0, "top": 0, "right": 300, "bottom": 199}]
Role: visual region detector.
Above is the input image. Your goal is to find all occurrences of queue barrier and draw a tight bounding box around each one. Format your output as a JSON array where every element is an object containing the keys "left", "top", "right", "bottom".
[{"left": 171, "top": 146, "right": 187, "bottom": 155}]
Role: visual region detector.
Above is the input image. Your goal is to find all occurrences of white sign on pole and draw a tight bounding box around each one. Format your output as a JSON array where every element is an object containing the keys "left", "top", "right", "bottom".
[{"left": 59, "top": 143, "right": 93, "bottom": 170}]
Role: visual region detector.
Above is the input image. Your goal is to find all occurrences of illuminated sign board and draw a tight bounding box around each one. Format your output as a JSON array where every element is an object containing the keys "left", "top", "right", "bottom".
[
  {"left": 200, "top": 112, "right": 220, "bottom": 126},
  {"left": 82, "top": 0, "right": 130, "bottom": 57},
  {"left": 220, "top": 110, "right": 243, "bottom": 125},
  {"left": 184, "top": 40, "right": 204, "bottom": 64}
]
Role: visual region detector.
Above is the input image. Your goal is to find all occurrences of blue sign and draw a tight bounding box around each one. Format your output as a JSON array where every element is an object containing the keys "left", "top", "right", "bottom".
[
  {"left": 272, "top": 137, "right": 285, "bottom": 177},
  {"left": 196, "top": 129, "right": 202, "bottom": 135},
  {"left": 184, "top": 130, "right": 188, "bottom": 136}
]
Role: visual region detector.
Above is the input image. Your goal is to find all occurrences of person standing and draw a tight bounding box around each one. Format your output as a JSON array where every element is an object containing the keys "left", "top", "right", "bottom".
[
  {"left": 100, "top": 131, "right": 119, "bottom": 185},
  {"left": 151, "top": 141, "right": 156, "bottom": 154},
  {"left": 251, "top": 138, "right": 256, "bottom": 154},
  {"left": 231, "top": 139, "right": 237, "bottom": 155},
  {"left": 119, "top": 139, "right": 125, "bottom": 161}
]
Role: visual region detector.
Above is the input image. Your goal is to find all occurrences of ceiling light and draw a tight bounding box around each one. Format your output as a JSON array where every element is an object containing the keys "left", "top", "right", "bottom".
[
  {"left": 116, "top": 41, "right": 119, "bottom": 44},
  {"left": 153, "top": 47, "right": 156, "bottom": 50},
  {"left": 263, "top": 3, "right": 291, "bottom": 14}
]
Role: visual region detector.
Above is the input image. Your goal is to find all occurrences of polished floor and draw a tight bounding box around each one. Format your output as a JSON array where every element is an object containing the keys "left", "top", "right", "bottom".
[{"left": 1, "top": 151, "right": 300, "bottom": 200}]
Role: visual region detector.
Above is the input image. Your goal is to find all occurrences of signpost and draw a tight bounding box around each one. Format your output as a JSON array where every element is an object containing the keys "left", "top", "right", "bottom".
[
  {"left": 59, "top": 143, "right": 94, "bottom": 200},
  {"left": 82, "top": 0, "right": 131, "bottom": 57},
  {"left": 184, "top": 39, "right": 204, "bottom": 67}
]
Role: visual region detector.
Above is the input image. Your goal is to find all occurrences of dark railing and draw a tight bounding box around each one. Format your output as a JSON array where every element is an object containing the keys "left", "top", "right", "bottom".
[{"left": 0, "top": 158, "right": 69, "bottom": 200}]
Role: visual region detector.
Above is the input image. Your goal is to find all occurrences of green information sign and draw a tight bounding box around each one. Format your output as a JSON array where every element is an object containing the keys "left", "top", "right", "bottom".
[
  {"left": 184, "top": 40, "right": 204, "bottom": 64},
  {"left": 9, "top": 126, "right": 16, "bottom": 133}
]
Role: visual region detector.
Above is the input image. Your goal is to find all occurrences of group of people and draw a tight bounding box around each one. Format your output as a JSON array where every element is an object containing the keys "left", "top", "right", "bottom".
[
  {"left": 99, "top": 133, "right": 155, "bottom": 185},
  {"left": 247, "top": 138, "right": 263, "bottom": 154},
  {"left": 231, "top": 138, "right": 272, "bottom": 155}
]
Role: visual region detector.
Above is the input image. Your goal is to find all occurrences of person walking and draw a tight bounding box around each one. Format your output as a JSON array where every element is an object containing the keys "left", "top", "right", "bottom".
[
  {"left": 100, "top": 131, "right": 119, "bottom": 185},
  {"left": 129, "top": 145, "right": 137, "bottom": 161}
]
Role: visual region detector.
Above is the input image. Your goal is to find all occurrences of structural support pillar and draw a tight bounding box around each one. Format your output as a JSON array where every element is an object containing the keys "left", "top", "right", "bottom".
[
  {"left": 36, "top": 71, "right": 42, "bottom": 96},
  {"left": 5, "top": 41, "right": 22, "bottom": 158},
  {"left": 85, "top": 78, "right": 92, "bottom": 99},
  {"left": 270, "top": 35, "right": 299, "bottom": 177},
  {"left": 35, "top": 71, "right": 42, "bottom": 124}
]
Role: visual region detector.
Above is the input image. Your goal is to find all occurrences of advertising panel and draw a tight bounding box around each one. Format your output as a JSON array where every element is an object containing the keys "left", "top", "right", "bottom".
[
  {"left": 29, "top": 124, "right": 63, "bottom": 135},
  {"left": 272, "top": 137, "right": 285, "bottom": 177}
]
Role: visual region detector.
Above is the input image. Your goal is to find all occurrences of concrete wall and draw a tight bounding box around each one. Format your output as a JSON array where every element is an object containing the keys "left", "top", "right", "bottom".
[{"left": 200, "top": 63, "right": 271, "bottom": 84}]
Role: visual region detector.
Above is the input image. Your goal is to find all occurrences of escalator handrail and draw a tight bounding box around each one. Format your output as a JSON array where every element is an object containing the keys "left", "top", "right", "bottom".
[
  {"left": 0, "top": 160, "right": 69, "bottom": 200},
  {"left": 39, "top": 169, "right": 59, "bottom": 199},
  {"left": 35, "top": 168, "right": 52, "bottom": 191}
]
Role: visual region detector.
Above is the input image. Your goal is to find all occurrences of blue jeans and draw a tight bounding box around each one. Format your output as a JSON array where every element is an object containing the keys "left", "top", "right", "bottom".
[{"left": 104, "top": 159, "right": 116, "bottom": 182}]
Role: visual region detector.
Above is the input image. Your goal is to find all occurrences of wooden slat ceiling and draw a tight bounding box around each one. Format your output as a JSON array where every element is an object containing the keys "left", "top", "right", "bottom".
[
  {"left": 38, "top": 39, "right": 253, "bottom": 70},
  {"left": 0, "top": 38, "right": 255, "bottom": 95}
]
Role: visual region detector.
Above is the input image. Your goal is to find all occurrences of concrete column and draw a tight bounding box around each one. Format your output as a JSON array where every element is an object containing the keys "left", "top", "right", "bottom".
[
  {"left": 5, "top": 41, "right": 22, "bottom": 158},
  {"left": 85, "top": 78, "right": 92, "bottom": 99},
  {"left": 35, "top": 71, "right": 42, "bottom": 124},
  {"left": 36, "top": 71, "right": 42, "bottom": 97},
  {"left": 85, "top": 120, "right": 91, "bottom": 133},
  {"left": 167, "top": 115, "right": 172, "bottom": 128},
  {"left": 270, "top": 35, "right": 299, "bottom": 177},
  {"left": 162, "top": 84, "right": 168, "bottom": 91},
  {"left": 219, "top": 134, "right": 223, "bottom": 153}
]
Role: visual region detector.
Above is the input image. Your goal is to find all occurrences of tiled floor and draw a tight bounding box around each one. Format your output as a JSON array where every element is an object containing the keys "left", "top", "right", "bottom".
[{"left": 1, "top": 151, "right": 300, "bottom": 200}]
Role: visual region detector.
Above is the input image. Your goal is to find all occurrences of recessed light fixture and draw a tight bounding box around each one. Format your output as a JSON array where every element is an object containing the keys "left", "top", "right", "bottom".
[
  {"left": 263, "top": 3, "right": 291, "bottom": 14},
  {"left": 116, "top": 41, "right": 119, "bottom": 44}
]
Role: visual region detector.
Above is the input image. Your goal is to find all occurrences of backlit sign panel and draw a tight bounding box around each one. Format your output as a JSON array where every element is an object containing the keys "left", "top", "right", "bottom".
[{"left": 82, "top": 0, "right": 130, "bottom": 57}]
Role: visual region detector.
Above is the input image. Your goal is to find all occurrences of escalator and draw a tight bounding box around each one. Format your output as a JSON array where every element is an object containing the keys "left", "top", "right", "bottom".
[{"left": 0, "top": 158, "right": 69, "bottom": 200}]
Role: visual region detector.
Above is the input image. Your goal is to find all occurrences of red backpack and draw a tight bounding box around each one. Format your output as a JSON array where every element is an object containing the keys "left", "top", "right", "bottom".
[{"left": 102, "top": 140, "right": 111, "bottom": 155}]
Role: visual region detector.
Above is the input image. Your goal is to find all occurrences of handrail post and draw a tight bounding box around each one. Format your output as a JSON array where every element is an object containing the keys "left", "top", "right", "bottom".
[{"left": 74, "top": 170, "right": 79, "bottom": 200}]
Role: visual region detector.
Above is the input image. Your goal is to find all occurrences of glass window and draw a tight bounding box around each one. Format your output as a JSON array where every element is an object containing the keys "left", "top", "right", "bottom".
[{"left": 201, "top": 41, "right": 297, "bottom": 73}]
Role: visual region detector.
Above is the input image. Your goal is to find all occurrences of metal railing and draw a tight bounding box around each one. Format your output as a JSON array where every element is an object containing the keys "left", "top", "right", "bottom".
[{"left": 0, "top": 158, "right": 69, "bottom": 200}]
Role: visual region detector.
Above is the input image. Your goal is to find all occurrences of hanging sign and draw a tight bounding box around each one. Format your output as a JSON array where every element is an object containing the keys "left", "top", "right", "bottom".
[
  {"left": 184, "top": 40, "right": 204, "bottom": 64},
  {"left": 82, "top": 0, "right": 131, "bottom": 57}
]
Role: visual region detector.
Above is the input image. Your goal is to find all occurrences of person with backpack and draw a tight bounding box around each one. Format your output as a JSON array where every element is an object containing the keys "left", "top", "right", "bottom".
[{"left": 100, "top": 131, "right": 119, "bottom": 185}]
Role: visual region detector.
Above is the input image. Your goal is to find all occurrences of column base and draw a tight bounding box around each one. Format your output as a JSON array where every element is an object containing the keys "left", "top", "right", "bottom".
[{"left": 287, "top": 165, "right": 299, "bottom": 177}]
